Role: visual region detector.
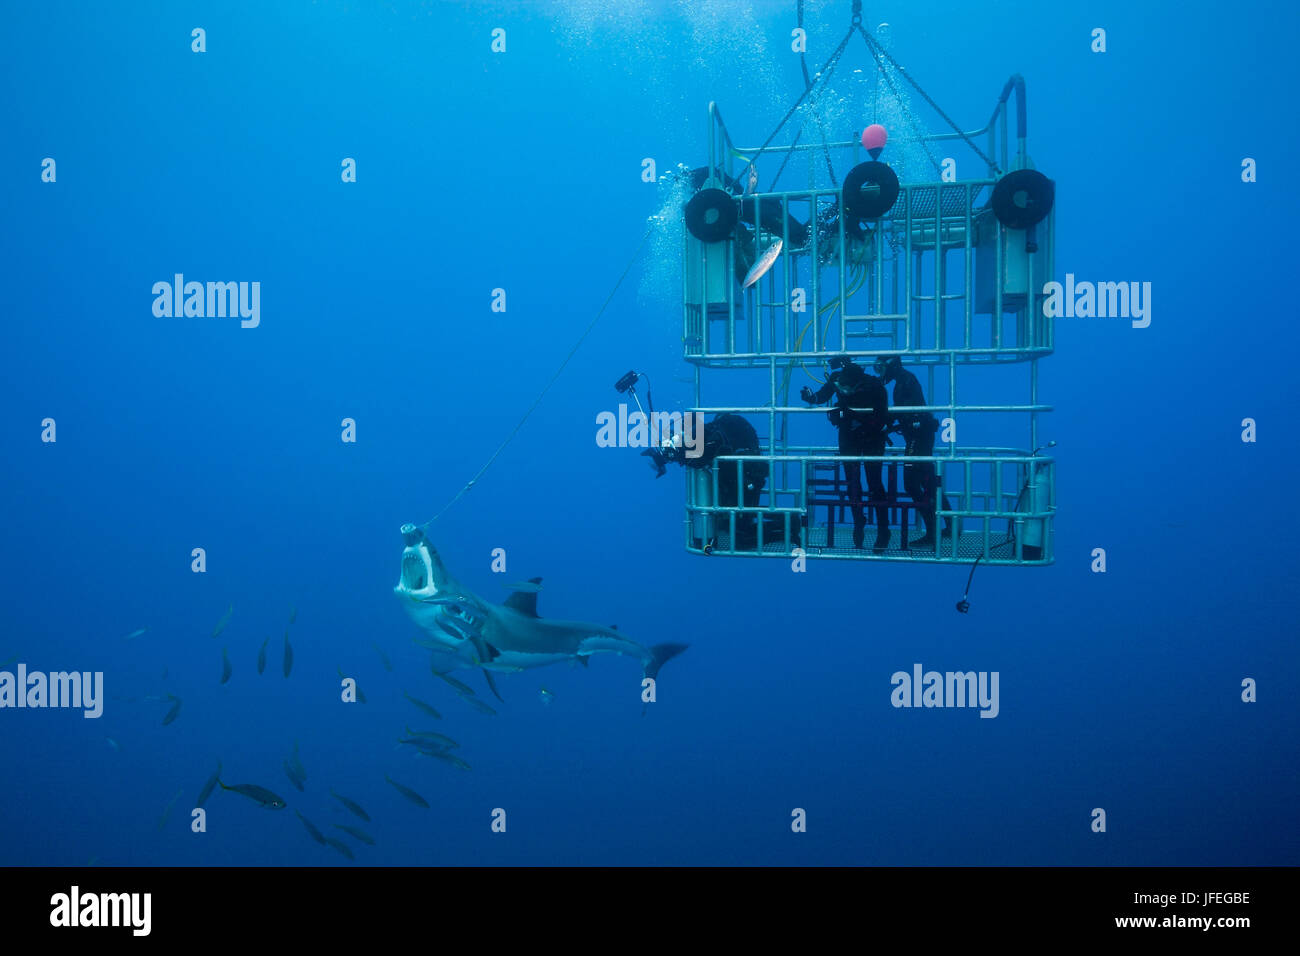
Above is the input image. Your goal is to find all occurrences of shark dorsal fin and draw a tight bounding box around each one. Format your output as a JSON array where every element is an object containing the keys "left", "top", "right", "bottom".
[{"left": 504, "top": 577, "right": 544, "bottom": 617}]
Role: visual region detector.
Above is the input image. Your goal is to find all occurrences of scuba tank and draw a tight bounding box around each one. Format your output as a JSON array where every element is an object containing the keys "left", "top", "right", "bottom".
[
  {"left": 691, "top": 467, "right": 716, "bottom": 548},
  {"left": 1015, "top": 459, "right": 1053, "bottom": 560}
]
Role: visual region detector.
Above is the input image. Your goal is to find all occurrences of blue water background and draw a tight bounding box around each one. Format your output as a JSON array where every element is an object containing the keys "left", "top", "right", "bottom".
[{"left": 1, "top": 0, "right": 1297, "bottom": 865}]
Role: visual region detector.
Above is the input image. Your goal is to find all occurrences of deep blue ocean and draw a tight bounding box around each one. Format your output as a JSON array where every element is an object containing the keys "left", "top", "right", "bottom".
[{"left": 2, "top": 0, "right": 1297, "bottom": 867}]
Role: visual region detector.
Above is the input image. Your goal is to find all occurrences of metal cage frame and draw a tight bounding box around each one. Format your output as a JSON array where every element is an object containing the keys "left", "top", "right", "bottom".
[{"left": 681, "top": 80, "right": 1055, "bottom": 565}]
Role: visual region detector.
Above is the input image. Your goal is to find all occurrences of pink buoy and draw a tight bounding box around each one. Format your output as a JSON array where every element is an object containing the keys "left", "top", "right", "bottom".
[{"left": 861, "top": 124, "right": 888, "bottom": 160}]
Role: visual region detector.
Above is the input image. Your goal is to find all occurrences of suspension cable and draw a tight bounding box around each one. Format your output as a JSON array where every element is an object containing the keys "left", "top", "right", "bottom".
[
  {"left": 419, "top": 227, "right": 651, "bottom": 528},
  {"left": 797, "top": 0, "right": 812, "bottom": 91},
  {"left": 857, "top": 24, "right": 1001, "bottom": 175},
  {"left": 764, "top": 117, "right": 808, "bottom": 193},
  {"left": 740, "top": 24, "right": 855, "bottom": 188},
  {"left": 858, "top": 27, "right": 943, "bottom": 175}
]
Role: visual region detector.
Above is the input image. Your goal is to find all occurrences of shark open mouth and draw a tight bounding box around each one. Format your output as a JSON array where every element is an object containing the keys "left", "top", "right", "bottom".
[
  {"left": 397, "top": 524, "right": 437, "bottom": 597},
  {"left": 401, "top": 551, "right": 431, "bottom": 593}
]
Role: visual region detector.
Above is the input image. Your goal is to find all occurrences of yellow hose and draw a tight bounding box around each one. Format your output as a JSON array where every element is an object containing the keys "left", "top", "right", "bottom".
[{"left": 777, "top": 262, "right": 867, "bottom": 439}]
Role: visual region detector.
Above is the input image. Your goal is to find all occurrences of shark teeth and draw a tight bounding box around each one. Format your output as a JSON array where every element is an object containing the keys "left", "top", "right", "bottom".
[{"left": 401, "top": 552, "right": 430, "bottom": 592}]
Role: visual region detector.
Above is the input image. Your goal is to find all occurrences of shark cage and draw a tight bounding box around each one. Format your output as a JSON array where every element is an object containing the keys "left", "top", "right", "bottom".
[{"left": 675, "top": 20, "right": 1056, "bottom": 567}]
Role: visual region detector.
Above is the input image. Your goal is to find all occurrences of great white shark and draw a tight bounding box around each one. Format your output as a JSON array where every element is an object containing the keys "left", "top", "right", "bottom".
[{"left": 394, "top": 524, "right": 686, "bottom": 700}]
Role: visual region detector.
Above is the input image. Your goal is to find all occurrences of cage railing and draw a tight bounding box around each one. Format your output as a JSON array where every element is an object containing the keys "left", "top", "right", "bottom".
[
  {"left": 684, "top": 182, "right": 1053, "bottom": 361},
  {"left": 684, "top": 77, "right": 1050, "bottom": 564}
]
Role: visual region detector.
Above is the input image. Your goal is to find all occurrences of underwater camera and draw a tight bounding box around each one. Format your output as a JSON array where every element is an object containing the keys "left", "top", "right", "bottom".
[
  {"left": 613, "top": 368, "right": 671, "bottom": 478},
  {"left": 614, "top": 370, "right": 639, "bottom": 394}
]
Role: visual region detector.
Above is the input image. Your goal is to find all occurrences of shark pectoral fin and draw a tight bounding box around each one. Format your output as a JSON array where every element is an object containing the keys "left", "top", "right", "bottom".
[
  {"left": 468, "top": 636, "right": 504, "bottom": 702},
  {"left": 575, "top": 655, "right": 589, "bottom": 668},
  {"left": 482, "top": 668, "right": 504, "bottom": 703}
]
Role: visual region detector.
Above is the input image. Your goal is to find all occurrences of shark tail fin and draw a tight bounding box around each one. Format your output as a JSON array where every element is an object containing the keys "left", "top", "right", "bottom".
[{"left": 644, "top": 643, "right": 688, "bottom": 683}]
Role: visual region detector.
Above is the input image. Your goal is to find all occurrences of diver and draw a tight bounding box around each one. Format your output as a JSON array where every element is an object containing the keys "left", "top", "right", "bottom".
[
  {"left": 647, "top": 413, "right": 796, "bottom": 550},
  {"left": 874, "top": 355, "right": 953, "bottom": 548},
  {"left": 801, "top": 356, "right": 892, "bottom": 552}
]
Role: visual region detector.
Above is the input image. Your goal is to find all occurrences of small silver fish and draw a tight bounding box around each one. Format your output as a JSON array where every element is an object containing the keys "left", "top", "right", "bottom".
[
  {"left": 385, "top": 774, "right": 430, "bottom": 808},
  {"left": 283, "top": 631, "right": 294, "bottom": 678},
  {"left": 211, "top": 604, "right": 233, "bottom": 639},
  {"left": 426, "top": 750, "right": 471, "bottom": 771},
  {"left": 332, "top": 823, "right": 376, "bottom": 846},
  {"left": 294, "top": 809, "right": 327, "bottom": 845},
  {"left": 324, "top": 836, "right": 355, "bottom": 860},
  {"left": 329, "top": 788, "right": 370, "bottom": 822},
  {"left": 122, "top": 628, "right": 148, "bottom": 641},
  {"left": 157, "top": 788, "right": 183, "bottom": 830},
  {"left": 742, "top": 238, "right": 783, "bottom": 290},
  {"left": 196, "top": 761, "right": 223, "bottom": 808},
  {"left": 219, "top": 780, "right": 287, "bottom": 809},
  {"left": 433, "top": 671, "right": 475, "bottom": 696},
  {"left": 400, "top": 738, "right": 453, "bottom": 757},
  {"left": 462, "top": 695, "right": 497, "bottom": 716},
  {"left": 403, "top": 727, "right": 458, "bottom": 750},
  {"left": 403, "top": 692, "right": 442, "bottom": 720}
]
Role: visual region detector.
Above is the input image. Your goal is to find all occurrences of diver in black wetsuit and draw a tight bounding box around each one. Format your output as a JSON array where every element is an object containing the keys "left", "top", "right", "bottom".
[
  {"left": 874, "top": 355, "right": 954, "bottom": 548},
  {"left": 801, "top": 356, "right": 893, "bottom": 552},
  {"left": 649, "top": 413, "right": 796, "bottom": 550},
  {"left": 686, "top": 413, "right": 766, "bottom": 516}
]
